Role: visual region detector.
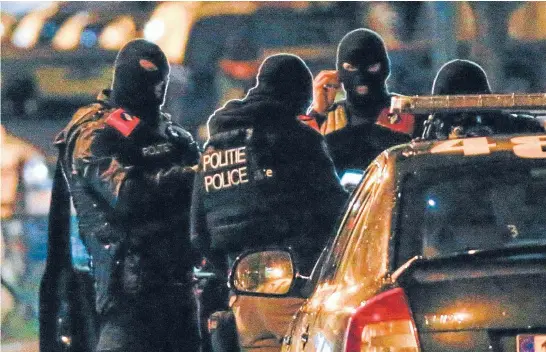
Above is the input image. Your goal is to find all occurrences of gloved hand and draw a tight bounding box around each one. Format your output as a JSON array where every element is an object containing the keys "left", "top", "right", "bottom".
[
  {"left": 163, "top": 122, "right": 200, "bottom": 165},
  {"left": 312, "top": 70, "right": 340, "bottom": 115}
]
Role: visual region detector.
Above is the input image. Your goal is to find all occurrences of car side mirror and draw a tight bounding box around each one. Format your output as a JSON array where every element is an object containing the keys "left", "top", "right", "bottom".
[{"left": 229, "top": 249, "right": 301, "bottom": 297}]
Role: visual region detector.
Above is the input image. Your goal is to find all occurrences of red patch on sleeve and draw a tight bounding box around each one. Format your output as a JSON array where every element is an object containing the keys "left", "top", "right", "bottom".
[
  {"left": 105, "top": 109, "right": 141, "bottom": 137},
  {"left": 376, "top": 108, "right": 415, "bottom": 135},
  {"left": 298, "top": 114, "right": 320, "bottom": 132}
]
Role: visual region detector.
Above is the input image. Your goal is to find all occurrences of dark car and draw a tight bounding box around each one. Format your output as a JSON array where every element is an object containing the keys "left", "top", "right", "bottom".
[{"left": 231, "top": 133, "right": 546, "bottom": 352}]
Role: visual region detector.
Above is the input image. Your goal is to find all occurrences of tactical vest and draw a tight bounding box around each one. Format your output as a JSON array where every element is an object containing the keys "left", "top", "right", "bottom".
[{"left": 199, "top": 127, "right": 310, "bottom": 254}]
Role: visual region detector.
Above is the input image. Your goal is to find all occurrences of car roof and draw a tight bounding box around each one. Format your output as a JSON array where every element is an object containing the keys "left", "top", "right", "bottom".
[{"left": 384, "top": 133, "right": 546, "bottom": 172}]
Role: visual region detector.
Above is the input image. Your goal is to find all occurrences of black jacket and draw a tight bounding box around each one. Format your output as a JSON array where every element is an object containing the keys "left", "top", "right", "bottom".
[
  {"left": 191, "top": 97, "right": 348, "bottom": 273},
  {"left": 323, "top": 100, "right": 412, "bottom": 172},
  {"left": 55, "top": 91, "right": 200, "bottom": 313}
]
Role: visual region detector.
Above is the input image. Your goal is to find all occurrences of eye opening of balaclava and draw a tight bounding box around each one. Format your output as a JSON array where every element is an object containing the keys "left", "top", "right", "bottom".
[
  {"left": 111, "top": 39, "right": 170, "bottom": 123},
  {"left": 336, "top": 28, "right": 391, "bottom": 108},
  {"left": 247, "top": 53, "right": 313, "bottom": 116}
]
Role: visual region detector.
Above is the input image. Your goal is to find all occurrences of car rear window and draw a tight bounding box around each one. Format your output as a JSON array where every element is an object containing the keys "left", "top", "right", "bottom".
[{"left": 399, "top": 159, "right": 546, "bottom": 258}]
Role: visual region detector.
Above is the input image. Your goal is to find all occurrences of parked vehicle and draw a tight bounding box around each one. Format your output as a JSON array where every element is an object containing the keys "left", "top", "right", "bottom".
[{"left": 231, "top": 132, "right": 546, "bottom": 352}]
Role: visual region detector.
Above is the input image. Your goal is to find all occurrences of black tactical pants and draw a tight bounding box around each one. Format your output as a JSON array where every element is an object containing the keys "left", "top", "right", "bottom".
[{"left": 96, "top": 285, "right": 200, "bottom": 352}]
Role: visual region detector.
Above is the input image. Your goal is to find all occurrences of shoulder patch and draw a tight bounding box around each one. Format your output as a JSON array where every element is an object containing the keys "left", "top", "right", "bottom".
[
  {"left": 298, "top": 114, "right": 320, "bottom": 132},
  {"left": 105, "top": 109, "right": 140, "bottom": 137}
]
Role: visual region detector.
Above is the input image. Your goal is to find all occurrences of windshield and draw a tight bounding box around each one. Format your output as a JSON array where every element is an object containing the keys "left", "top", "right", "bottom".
[{"left": 400, "top": 159, "right": 546, "bottom": 258}]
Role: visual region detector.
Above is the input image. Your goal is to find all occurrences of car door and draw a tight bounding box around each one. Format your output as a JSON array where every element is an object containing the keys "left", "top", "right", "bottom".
[
  {"left": 308, "top": 156, "right": 397, "bottom": 351},
  {"left": 283, "top": 159, "right": 389, "bottom": 351}
]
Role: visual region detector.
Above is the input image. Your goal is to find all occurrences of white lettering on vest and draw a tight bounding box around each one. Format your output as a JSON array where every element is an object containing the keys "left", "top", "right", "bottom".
[
  {"left": 203, "top": 147, "right": 247, "bottom": 172},
  {"left": 142, "top": 143, "right": 172, "bottom": 156},
  {"left": 204, "top": 166, "right": 249, "bottom": 192}
]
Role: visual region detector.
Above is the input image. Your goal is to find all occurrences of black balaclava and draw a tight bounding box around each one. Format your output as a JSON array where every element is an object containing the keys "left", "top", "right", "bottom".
[
  {"left": 247, "top": 53, "right": 313, "bottom": 115},
  {"left": 336, "top": 29, "right": 391, "bottom": 116},
  {"left": 111, "top": 39, "right": 170, "bottom": 124},
  {"left": 432, "top": 59, "right": 491, "bottom": 95},
  {"left": 430, "top": 60, "right": 494, "bottom": 139}
]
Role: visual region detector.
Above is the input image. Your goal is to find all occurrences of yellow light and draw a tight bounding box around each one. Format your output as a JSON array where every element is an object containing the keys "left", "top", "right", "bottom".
[
  {"left": 0, "top": 13, "right": 14, "bottom": 40},
  {"left": 144, "top": 2, "right": 196, "bottom": 64},
  {"left": 52, "top": 12, "right": 91, "bottom": 51},
  {"left": 10, "top": 3, "right": 59, "bottom": 48},
  {"left": 60, "top": 335, "right": 71, "bottom": 346},
  {"left": 12, "top": 13, "right": 44, "bottom": 48},
  {"left": 1, "top": 12, "right": 15, "bottom": 41},
  {"left": 99, "top": 16, "right": 136, "bottom": 50}
]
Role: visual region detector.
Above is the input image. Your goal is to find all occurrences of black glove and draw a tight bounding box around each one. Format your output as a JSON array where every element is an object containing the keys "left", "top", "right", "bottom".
[{"left": 164, "top": 122, "right": 200, "bottom": 165}]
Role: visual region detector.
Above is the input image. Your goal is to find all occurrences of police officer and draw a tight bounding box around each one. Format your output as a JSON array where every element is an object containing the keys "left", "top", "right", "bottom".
[
  {"left": 426, "top": 59, "right": 543, "bottom": 139},
  {"left": 191, "top": 54, "right": 348, "bottom": 351},
  {"left": 302, "top": 28, "right": 413, "bottom": 172},
  {"left": 45, "top": 39, "right": 200, "bottom": 352}
]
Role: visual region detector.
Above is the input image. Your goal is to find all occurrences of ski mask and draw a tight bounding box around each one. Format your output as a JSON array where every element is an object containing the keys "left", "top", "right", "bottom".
[
  {"left": 248, "top": 54, "right": 313, "bottom": 115},
  {"left": 336, "top": 29, "right": 390, "bottom": 108},
  {"left": 111, "top": 39, "right": 170, "bottom": 123},
  {"left": 430, "top": 60, "right": 494, "bottom": 139},
  {"left": 432, "top": 59, "right": 492, "bottom": 95}
]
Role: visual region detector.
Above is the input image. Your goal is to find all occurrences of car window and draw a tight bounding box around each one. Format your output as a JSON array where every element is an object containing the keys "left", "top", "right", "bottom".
[
  {"left": 316, "top": 160, "right": 382, "bottom": 284},
  {"left": 398, "top": 159, "right": 546, "bottom": 259}
]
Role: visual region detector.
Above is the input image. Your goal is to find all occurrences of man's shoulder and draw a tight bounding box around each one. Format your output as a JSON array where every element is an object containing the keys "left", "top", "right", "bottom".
[{"left": 56, "top": 103, "right": 118, "bottom": 147}]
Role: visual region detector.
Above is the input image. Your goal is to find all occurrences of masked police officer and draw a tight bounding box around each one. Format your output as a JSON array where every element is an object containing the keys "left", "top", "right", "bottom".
[
  {"left": 426, "top": 59, "right": 543, "bottom": 139},
  {"left": 46, "top": 39, "right": 201, "bottom": 352},
  {"left": 191, "top": 54, "right": 348, "bottom": 351},
  {"left": 302, "top": 28, "right": 412, "bottom": 173}
]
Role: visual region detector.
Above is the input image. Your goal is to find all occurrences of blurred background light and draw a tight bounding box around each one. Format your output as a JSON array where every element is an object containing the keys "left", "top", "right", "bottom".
[
  {"left": 144, "top": 2, "right": 195, "bottom": 64},
  {"left": 12, "top": 23, "right": 37, "bottom": 48},
  {"left": 143, "top": 19, "right": 164, "bottom": 42},
  {"left": 12, "top": 14, "right": 42, "bottom": 48},
  {"left": 52, "top": 11, "right": 91, "bottom": 51},
  {"left": 10, "top": 2, "right": 58, "bottom": 48},
  {"left": 80, "top": 28, "right": 97, "bottom": 48},
  {"left": 23, "top": 157, "right": 50, "bottom": 186},
  {"left": 99, "top": 15, "right": 136, "bottom": 51}
]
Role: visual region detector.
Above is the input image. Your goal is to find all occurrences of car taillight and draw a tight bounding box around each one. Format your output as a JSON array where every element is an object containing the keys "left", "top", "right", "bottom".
[{"left": 345, "top": 287, "right": 420, "bottom": 352}]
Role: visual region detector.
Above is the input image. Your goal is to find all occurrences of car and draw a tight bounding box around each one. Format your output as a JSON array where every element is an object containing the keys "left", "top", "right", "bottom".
[{"left": 231, "top": 130, "right": 546, "bottom": 351}]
